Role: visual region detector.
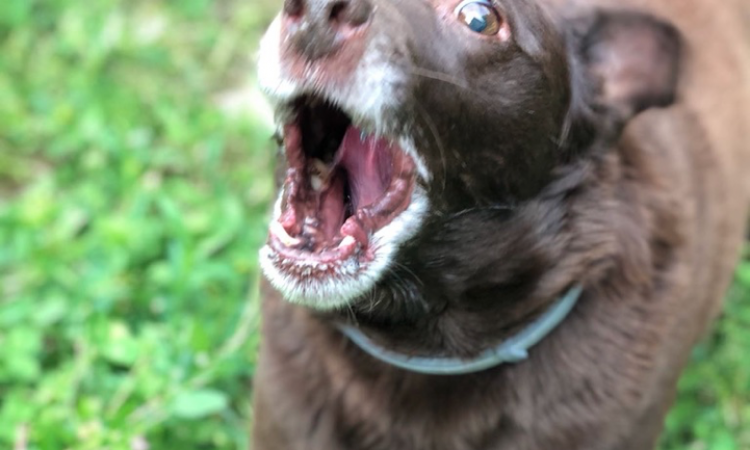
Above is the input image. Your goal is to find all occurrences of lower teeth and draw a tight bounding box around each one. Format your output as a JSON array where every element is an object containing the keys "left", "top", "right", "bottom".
[
  {"left": 338, "top": 235, "right": 357, "bottom": 250},
  {"left": 310, "top": 159, "right": 332, "bottom": 192}
]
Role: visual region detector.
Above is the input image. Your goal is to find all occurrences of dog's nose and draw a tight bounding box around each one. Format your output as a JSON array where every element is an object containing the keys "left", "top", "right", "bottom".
[{"left": 283, "top": 0, "right": 372, "bottom": 61}]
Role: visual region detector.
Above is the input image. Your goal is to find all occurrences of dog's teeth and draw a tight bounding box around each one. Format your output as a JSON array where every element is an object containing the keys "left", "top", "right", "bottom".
[
  {"left": 311, "top": 175, "right": 323, "bottom": 191},
  {"left": 271, "top": 221, "right": 302, "bottom": 247},
  {"left": 339, "top": 235, "right": 357, "bottom": 251},
  {"left": 311, "top": 158, "right": 332, "bottom": 187}
]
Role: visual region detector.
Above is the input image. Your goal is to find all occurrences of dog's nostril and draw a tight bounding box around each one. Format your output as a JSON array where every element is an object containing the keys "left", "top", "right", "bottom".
[
  {"left": 328, "top": 0, "right": 371, "bottom": 27},
  {"left": 329, "top": 1, "right": 348, "bottom": 20},
  {"left": 285, "top": 0, "right": 372, "bottom": 61},
  {"left": 284, "top": 0, "right": 305, "bottom": 18}
]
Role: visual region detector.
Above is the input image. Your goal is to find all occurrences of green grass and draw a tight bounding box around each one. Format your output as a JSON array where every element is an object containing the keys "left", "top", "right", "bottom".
[
  {"left": 0, "top": 0, "right": 276, "bottom": 448},
  {"left": 660, "top": 254, "right": 750, "bottom": 450},
  {"left": 0, "top": 1, "right": 747, "bottom": 449}
]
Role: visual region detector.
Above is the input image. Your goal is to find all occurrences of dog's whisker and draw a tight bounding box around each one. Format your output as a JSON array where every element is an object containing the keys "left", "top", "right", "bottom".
[
  {"left": 413, "top": 101, "right": 448, "bottom": 194},
  {"left": 408, "top": 67, "right": 469, "bottom": 90},
  {"left": 444, "top": 203, "right": 518, "bottom": 221},
  {"left": 389, "top": 260, "right": 423, "bottom": 289},
  {"left": 345, "top": 304, "right": 359, "bottom": 326}
]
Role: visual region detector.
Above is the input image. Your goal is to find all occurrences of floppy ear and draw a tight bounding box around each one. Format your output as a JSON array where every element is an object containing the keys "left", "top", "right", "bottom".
[{"left": 569, "top": 11, "right": 682, "bottom": 122}]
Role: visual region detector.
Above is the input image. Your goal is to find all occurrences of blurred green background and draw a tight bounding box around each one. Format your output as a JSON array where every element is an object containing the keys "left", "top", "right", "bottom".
[{"left": 0, "top": 1, "right": 747, "bottom": 449}]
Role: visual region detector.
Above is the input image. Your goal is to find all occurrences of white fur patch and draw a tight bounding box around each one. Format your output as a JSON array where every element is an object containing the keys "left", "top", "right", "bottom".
[
  {"left": 340, "top": 32, "right": 407, "bottom": 136},
  {"left": 399, "top": 137, "right": 432, "bottom": 182},
  {"left": 257, "top": 16, "right": 300, "bottom": 103}
]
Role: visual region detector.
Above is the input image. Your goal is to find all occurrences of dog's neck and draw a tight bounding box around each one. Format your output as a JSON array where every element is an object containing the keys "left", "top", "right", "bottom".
[
  {"left": 322, "top": 157, "right": 619, "bottom": 358},
  {"left": 336, "top": 284, "right": 583, "bottom": 374}
]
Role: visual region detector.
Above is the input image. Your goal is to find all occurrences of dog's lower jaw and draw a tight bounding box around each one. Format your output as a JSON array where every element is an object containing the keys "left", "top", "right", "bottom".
[{"left": 259, "top": 180, "right": 430, "bottom": 310}]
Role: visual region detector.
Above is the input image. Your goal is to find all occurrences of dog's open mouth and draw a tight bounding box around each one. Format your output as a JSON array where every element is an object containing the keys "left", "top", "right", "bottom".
[{"left": 268, "top": 96, "right": 418, "bottom": 269}]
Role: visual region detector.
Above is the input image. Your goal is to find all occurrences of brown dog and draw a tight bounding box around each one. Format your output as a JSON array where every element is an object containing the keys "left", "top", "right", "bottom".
[{"left": 253, "top": 0, "right": 750, "bottom": 448}]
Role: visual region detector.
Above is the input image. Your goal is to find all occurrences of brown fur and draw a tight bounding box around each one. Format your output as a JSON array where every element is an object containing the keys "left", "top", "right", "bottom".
[{"left": 253, "top": 0, "right": 750, "bottom": 448}]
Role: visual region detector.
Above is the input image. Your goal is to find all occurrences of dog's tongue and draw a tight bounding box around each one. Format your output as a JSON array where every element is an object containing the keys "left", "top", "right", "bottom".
[{"left": 337, "top": 126, "right": 394, "bottom": 210}]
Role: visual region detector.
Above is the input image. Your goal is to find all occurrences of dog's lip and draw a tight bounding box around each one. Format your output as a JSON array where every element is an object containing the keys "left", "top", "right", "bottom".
[{"left": 269, "top": 222, "right": 360, "bottom": 264}]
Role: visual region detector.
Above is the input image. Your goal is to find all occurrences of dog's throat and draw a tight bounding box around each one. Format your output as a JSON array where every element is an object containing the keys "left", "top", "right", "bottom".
[{"left": 335, "top": 285, "right": 584, "bottom": 375}]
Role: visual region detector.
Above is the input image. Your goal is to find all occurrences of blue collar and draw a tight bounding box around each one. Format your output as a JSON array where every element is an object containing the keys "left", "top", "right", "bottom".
[{"left": 336, "top": 285, "right": 583, "bottom": 375}]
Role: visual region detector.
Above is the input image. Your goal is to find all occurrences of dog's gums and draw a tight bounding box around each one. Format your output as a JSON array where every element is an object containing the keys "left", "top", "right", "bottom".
[{"left": 274, "top": 99, "right": 417, "bottom": 257}]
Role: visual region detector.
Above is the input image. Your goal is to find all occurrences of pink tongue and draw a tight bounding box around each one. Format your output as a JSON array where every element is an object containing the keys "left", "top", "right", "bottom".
[{"left": 337, "top": 126, "right": 393, "bottom": 210}]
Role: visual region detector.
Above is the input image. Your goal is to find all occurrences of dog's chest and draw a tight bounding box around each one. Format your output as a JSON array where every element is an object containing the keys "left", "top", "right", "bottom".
[{"left": 253, "top": 295, "right": 667, "bottom": 450}]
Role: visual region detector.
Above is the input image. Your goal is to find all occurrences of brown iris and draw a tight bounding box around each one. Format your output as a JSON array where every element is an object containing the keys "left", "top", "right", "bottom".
[{"left": 456, "top": 0, "right": 501, "bottom": 36}]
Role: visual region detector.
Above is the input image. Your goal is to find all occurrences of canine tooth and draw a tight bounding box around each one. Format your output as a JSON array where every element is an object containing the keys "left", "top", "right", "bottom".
[
  {"left": 312, "top": 158, "right": 330, "bottom": 176},
  {"left": 271, "top": 221, "right": 301, "bottom": 247},
  {"left": 339, "top": 235, "right": 357, "bottom": 251},
  {"left": 313, "top": 158, "right": 330, "bottom": 176},
  {"left": 342, "top": 217, "right": 368, "bottom": 246}
]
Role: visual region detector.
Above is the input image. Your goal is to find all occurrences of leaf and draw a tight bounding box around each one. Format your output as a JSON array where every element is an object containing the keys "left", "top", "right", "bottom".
[
  {"left": 170, "top": 389, "right": 229, "bottom": 420},
  {"left": 102, "top": 321, "right": 140, "bottom": 366},
  {"left": 0, "top": 328, "right": 43, "bottom": 382},
  {"left": 712, "top": 430, "right": 738, "bottom": 450},
  {"left": 736, "top": 262, "right": 750, "bottom": 287}
]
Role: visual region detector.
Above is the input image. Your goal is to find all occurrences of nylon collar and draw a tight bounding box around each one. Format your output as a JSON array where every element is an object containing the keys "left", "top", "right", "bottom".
[{"left": 336, "top": 285, "right": 583, "bottom": 375}]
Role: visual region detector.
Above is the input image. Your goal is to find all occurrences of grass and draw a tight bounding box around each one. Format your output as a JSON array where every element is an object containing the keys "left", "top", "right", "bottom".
[
  {"left": 0, "top": 0, "right": 276, "bottom": 448},
  {"left": 0, "top": 1, "right": 747, "bottom": 449}
]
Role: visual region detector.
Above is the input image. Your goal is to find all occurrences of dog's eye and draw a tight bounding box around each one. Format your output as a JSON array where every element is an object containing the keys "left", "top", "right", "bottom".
[{"left": 455, "top": 0, "right": 501, "bottom": 35}]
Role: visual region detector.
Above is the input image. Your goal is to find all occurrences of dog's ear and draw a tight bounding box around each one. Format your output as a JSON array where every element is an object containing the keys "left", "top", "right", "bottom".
[{"left": 568, "top": 11, "right": 682, "bottom": 124}]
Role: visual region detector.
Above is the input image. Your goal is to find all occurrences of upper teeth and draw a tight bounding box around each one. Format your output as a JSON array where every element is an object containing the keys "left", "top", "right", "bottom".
[
  {"left": 271, "top": 221, "right": 302, "bottom": 247},
  {"left": 311, "top": 159, "right": 331, "bottom": 191},
  {"left": 311, "top": 175, "right": 324, "bottom": 191}
]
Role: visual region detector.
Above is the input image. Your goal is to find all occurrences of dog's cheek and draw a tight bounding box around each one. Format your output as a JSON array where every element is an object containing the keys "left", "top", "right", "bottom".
[{"left": 413, "top": 54, "right": 568, "bottom": 206}]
